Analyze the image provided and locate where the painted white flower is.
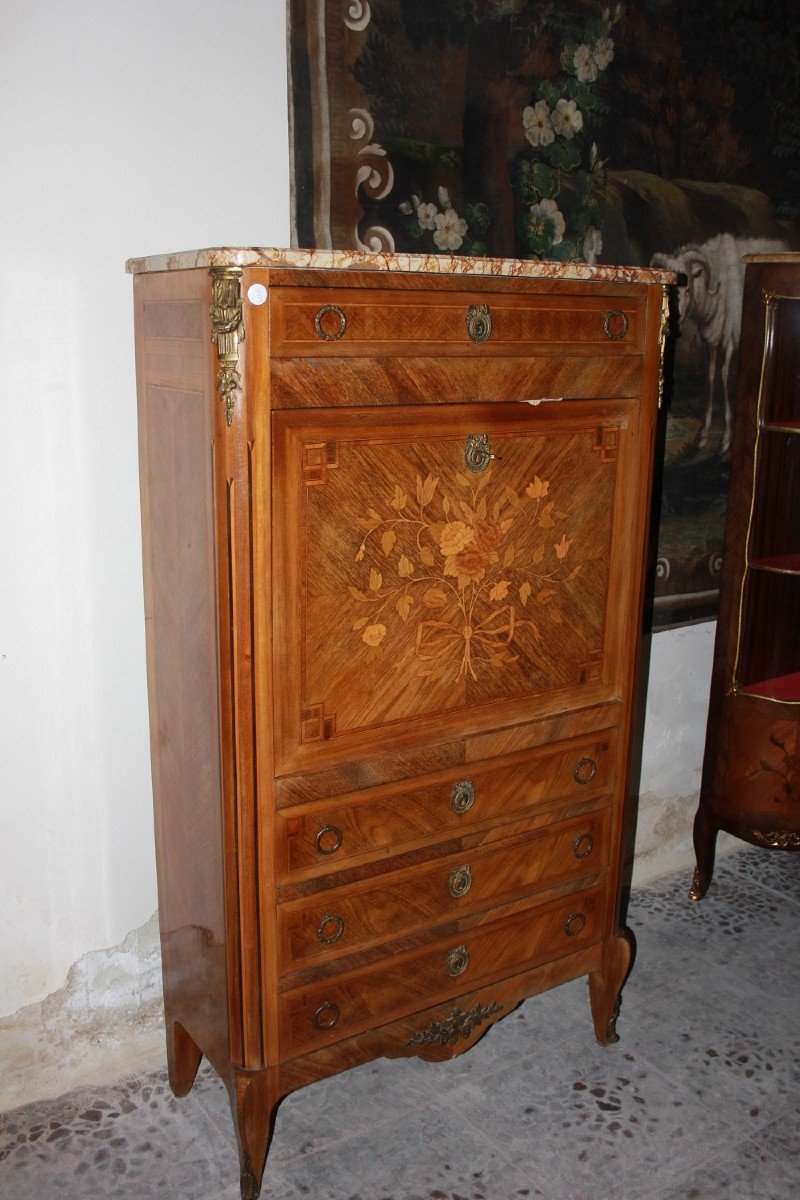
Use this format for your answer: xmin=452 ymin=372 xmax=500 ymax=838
xmin=437 ymin=185 xmax=451 ymax=209
xmin=529 ymin=198 xmax=566 ymax=246
xmin=583 ymin=226 xmax=603 ymax=264
xmin=433 ymin=207 xmax=468 ymax=251
xmin=593 ymin=36 xmax=614 ymax=70
xmin=522 ymin=100 xmax=555 ymax=148
xmin=399 ymin=200 xmax=413 ymax=215
xmin=552 ymin=97 xmax=584 ymax=139
xmin=573 ymin=43 xmax=598 ymax=83
xmin=417 ymin=201 xmax=438 ymax=231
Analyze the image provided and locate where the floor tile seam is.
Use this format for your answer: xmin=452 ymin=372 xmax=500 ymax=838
xmin=264 ymin=1104 xmax=428 ymax=1171
xmin=634 ymin=1142 xmax=749 ymax=1200
xmin=748 ymin=878 xmax=800 ymax=908
xmin=628 ymin=917 xmax=789 ymax=962
xmin=617 ymin=1046 xmax=783 ymax=1142
xmin=740 ymin=1124 xmax=800 ymax=1174
xmin=509 ymin=1156 xmax=561 ymax=1200
xmin=643 ymin=1125 xmax=800 ymax=1200
xmin=623 ymin=954 xmax=800 ymax=1026
xmin=634 ymin=881 xmax=800 ymax=918
xmin=412 ymin=1087 xmax=544 ymax=1182
xmin=432 ymin=1070 xmax=705 ymax=1200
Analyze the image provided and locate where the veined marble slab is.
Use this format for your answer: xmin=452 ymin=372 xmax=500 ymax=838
xmin=126 ymin=245 xmax=674 ymax=285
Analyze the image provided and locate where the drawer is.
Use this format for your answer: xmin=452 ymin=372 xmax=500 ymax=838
xmin=279 ymin=808 xmax=611 ymax=970
xmin=270 ymin=287 xmax=645 ymax=358
xmin=276 ymin=734 xmax=615 ymax=879
xmin=280 ymin=883 xmax=605 ymax=1057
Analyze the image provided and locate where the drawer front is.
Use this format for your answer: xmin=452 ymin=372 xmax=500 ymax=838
xmin=270 ymin=287 xmax=645 ymax=358
xmin=280 ymin=883 xmax=605 ymax=1057
xmin=279 ymin=808 xmax=611 ymax=970
xmin=277 ymin=734 xmax=615 ymax=878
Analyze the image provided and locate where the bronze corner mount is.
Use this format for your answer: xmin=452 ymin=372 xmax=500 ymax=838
xmin=210 ymin=266 xmax=246 ymax=427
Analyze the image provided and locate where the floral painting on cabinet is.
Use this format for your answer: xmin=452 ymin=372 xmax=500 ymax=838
xmin=288 ymin=0 xmax=800 ymax=628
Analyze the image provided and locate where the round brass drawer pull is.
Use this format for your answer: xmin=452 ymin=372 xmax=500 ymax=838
xmin=445 ymin=943 xmax=470 ymax=978
xmin=573 ymin=757 xmax=597 ymax=785
xmin=466 ymin=303 xmax=492 ymax=344
xmin=314 ymin=304 xmax=347 ymax=341
xmin=312 ymin=1001 xmax=340 ymax=1030
xmin=450 ymin=779 xmax=475 ymax=815
xmin=564 ymin=912 xmax=586 ymax=937
xmin=573 ymin=833 xmax=595 ymax=860
xmin=449 ymin=865 xmax=473 ymax=899
xmin=315 ymin=824 xmax=343 ymax=855
xmin=603 ymin=309 xmax=629 ymax=340
xmin=316 ymin=914 xmax=345 ymax=945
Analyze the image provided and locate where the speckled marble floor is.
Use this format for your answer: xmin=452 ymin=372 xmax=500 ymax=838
xmin=2 ymin=846 xmax=798 ymax=1200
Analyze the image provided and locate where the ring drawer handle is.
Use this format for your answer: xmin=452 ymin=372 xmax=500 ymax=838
xmin=314 ymin=304 xmax=347 ymax=341
xmin=450 ymin=779 xmax=475 ymax=814
xmin=312 ymin=1001 xmax=340 ymax=1030
xmin=449 ymin=865 xmax=473 ymax=899
xmin=315 ymin=824 xmax=343 ymax=855
xmin=573 ymin=833 xmax=595 ymax=860
xmin=564 ymin=912 xmax=586 ymax=937
xmin=573 ymin=757 xmax=597 ymax=785
xmin=316 ymin=914 xmax=345 ymax=945
xmin=603 ymin=310 xmax=629 ymax=340
xmin=445 ymin=943 xmax=470 ymax=978
xmin=466 ymin=303 xmax=492 ymax=344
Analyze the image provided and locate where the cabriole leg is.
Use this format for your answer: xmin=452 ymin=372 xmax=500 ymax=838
xmin=166 ymin=1020 xmax=202 ymax=1097
xmin=232 ymin=1067 xmax=281 ymax=1200
xmin=589 ymin=931 xmax=633 ymax=1045
xmin=690 ymin=811 xmax=718 ymax=901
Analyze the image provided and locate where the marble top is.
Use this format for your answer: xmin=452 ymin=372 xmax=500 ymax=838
xmin=125 ymin=246 xmax=674 ymax=285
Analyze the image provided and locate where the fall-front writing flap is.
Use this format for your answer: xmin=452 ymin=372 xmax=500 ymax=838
xmin=272 ymin=402 xmax=636 ymax=772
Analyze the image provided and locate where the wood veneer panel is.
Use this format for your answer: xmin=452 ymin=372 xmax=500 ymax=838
xmin=134 ymin=271 xmax=231 ymax=1075
xmin=269 ymin=354 xmax=644 ymax=409
xmin=272 ymin=400 xmax=635 ymax=774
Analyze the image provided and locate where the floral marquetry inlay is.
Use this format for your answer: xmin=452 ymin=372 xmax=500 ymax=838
xmin=299 ymin=421 xmax=618 ymax=740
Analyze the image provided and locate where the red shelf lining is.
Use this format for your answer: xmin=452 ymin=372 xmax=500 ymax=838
xmin=750 ymin=553 xmax=800 ymax=574
xmin=740 ymin=671 xmax=800 ymax=702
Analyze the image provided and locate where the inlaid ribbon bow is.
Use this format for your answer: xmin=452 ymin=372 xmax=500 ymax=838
xmin=415 ymin=605 xmax=517 ymax=681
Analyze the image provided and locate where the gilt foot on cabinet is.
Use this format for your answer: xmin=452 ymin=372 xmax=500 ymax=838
xmin=690 ymin=813 xmax=718 ymax=901
xmin=588 ymin=931 xmax=633 ymax=1046
xmin=166 ymin=1020 xmax=203 ymax=1097
xmin=231 ymin=1067 xmax=281 ymax=1200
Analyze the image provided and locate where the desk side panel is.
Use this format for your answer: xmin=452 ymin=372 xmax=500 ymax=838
xmin=134 ymin=269 xmax=233 ymax=1074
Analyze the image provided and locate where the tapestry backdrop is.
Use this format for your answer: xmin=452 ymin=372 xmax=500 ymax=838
xmin=289 ymin=0 xmax=800 ymax=628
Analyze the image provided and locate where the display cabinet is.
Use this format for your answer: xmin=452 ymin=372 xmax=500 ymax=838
xmin=693 ymin=255 xmax=800 ymax=900
xmin=128 ymin=246 xmax=670 ymax=1198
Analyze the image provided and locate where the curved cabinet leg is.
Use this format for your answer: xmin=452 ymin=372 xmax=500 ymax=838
xmin=690 ymin=811 xmax=718 ymax=902
xmin=166 ymin=1020 xmax=202 ymax=1097
xmin=589 ymin=930 xmax=633 ymax=1046
xmin=232 ymin=1067 xmax=281 ymax=1200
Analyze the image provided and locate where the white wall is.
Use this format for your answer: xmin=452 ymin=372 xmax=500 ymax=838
xmin=0 ymin=0 xmax=290 ymax=1015
xmin=0 ymin=0 xmax=716 ymax=1023
xmin=634 ymin=621 xmax=720 ymax=883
